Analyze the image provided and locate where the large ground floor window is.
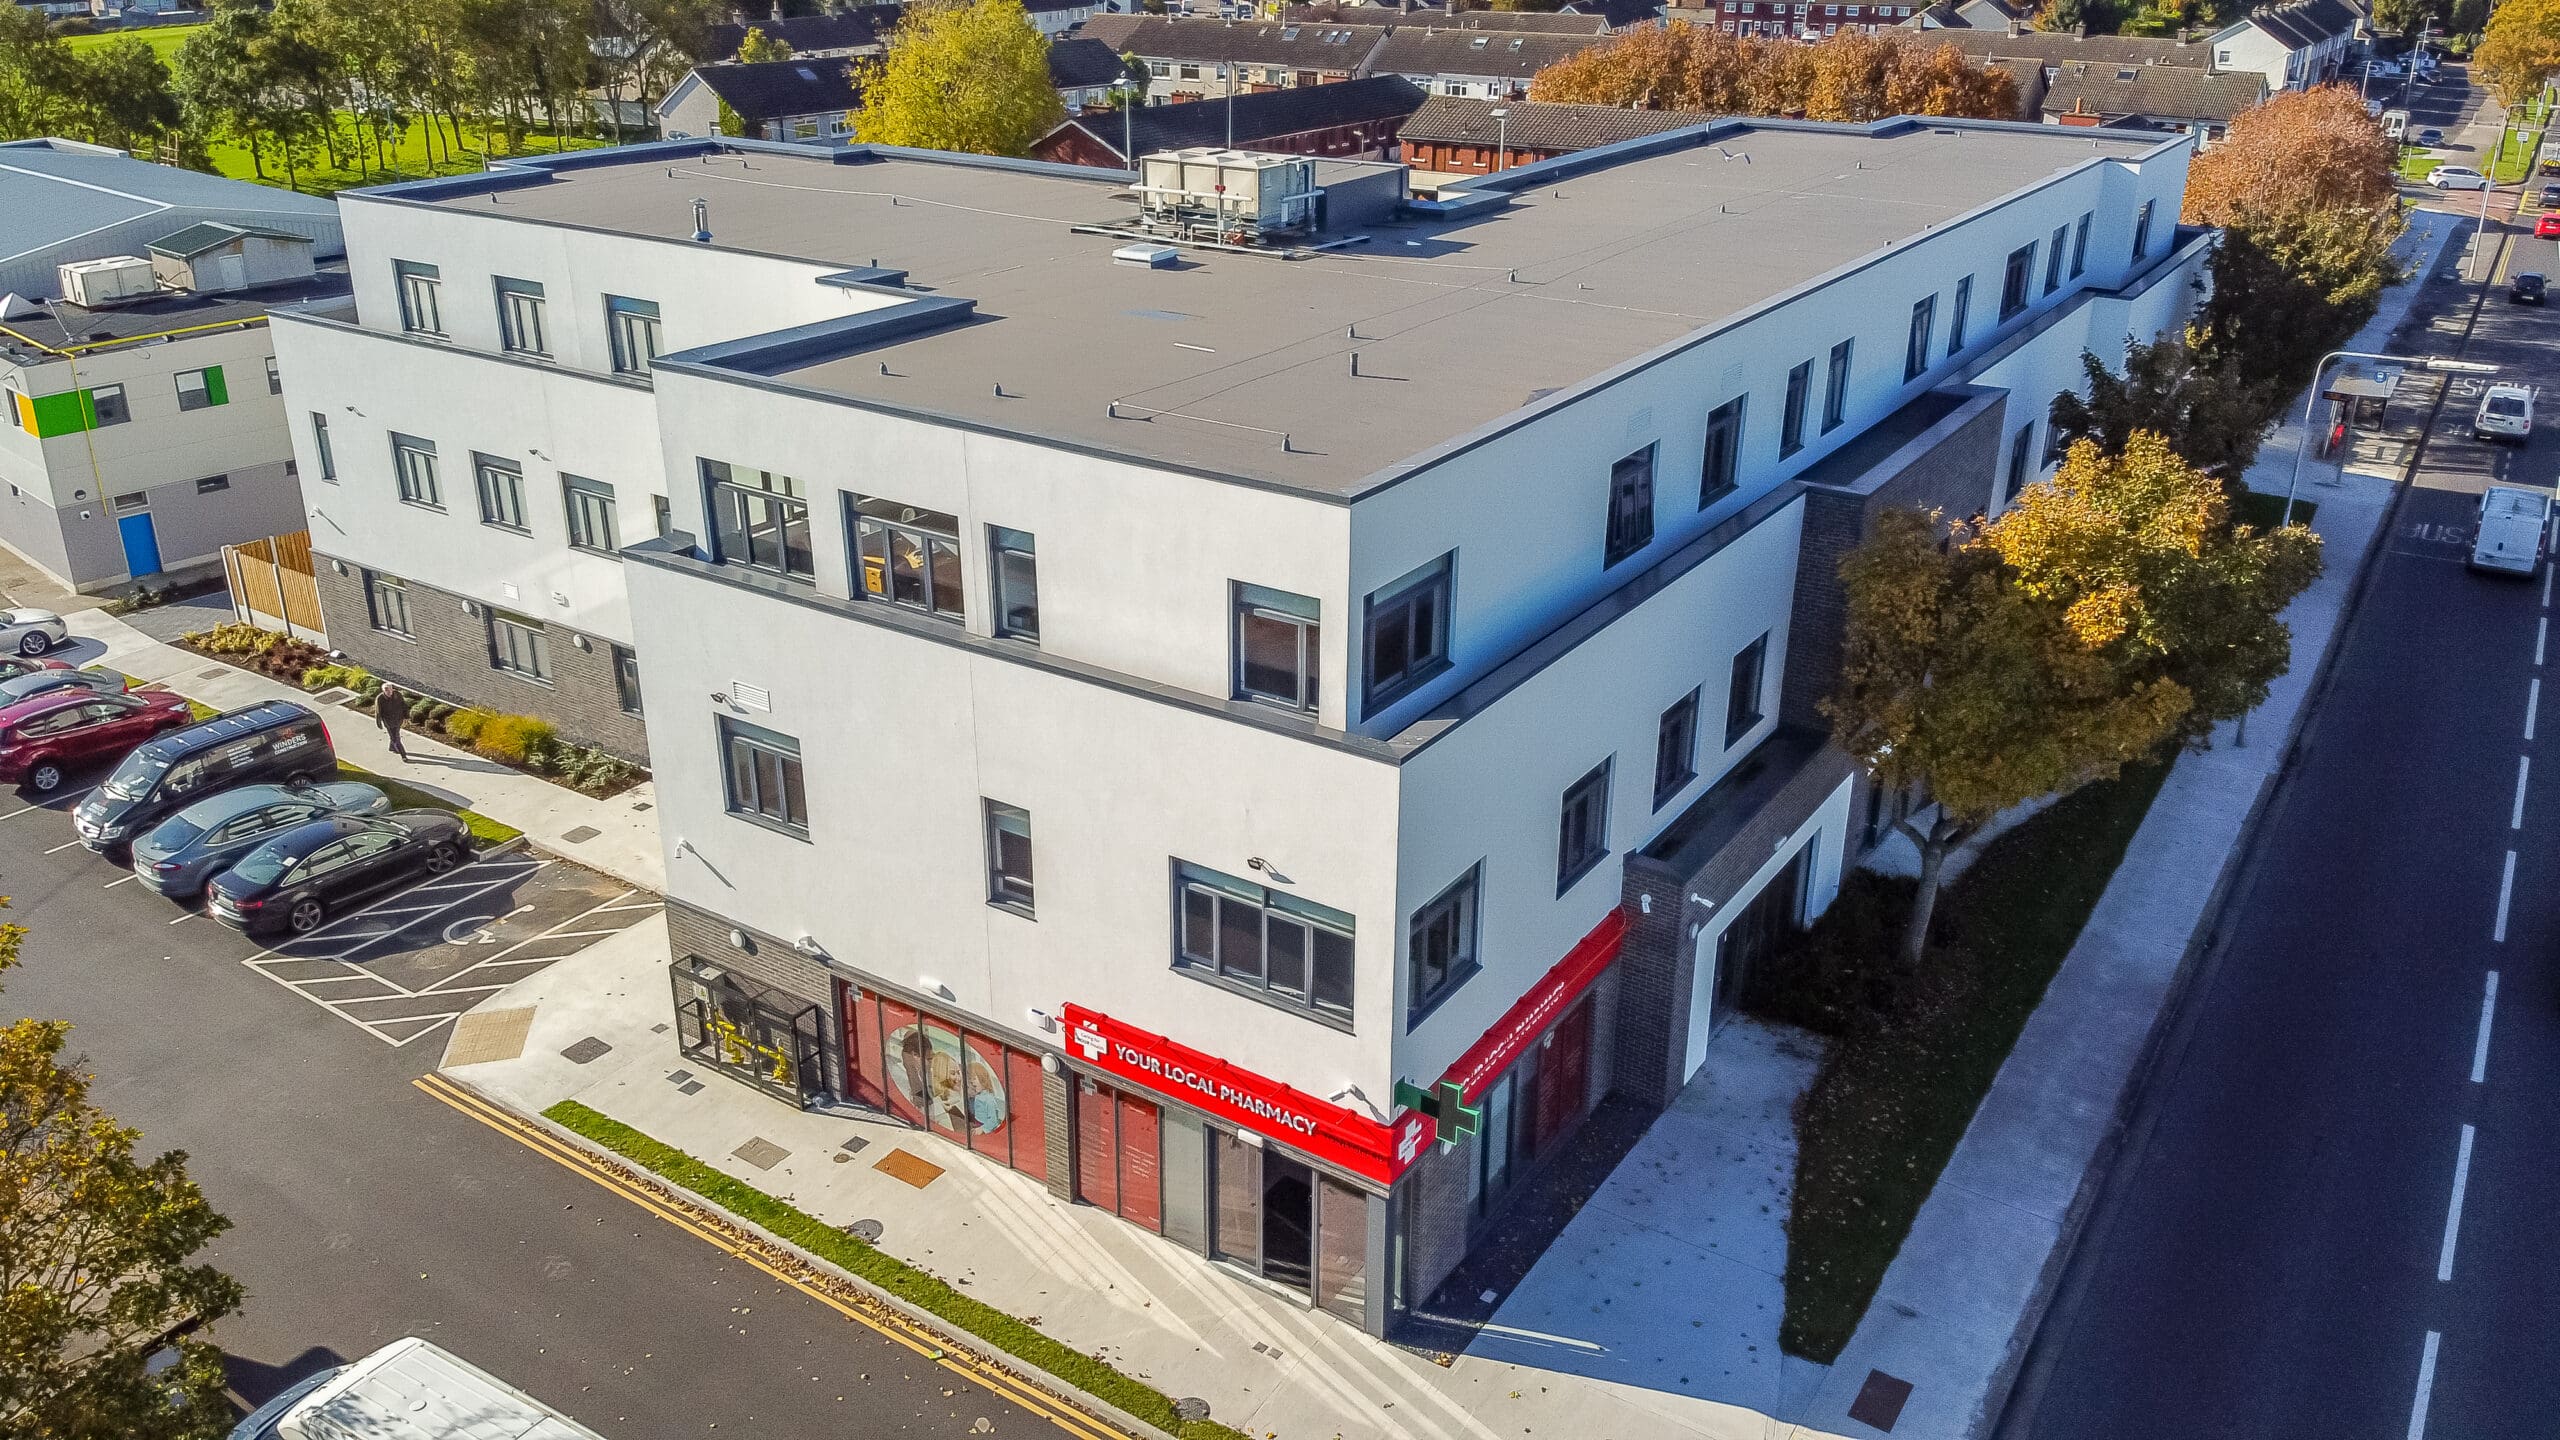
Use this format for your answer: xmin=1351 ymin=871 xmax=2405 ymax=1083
xmin=1075 ymin=1078 xmax=1162 ymax=1233
xmin=670 ymin=958 xmax=826 ymax=1104
xmin=843 ymin=986 xmax=1049 ymax=1184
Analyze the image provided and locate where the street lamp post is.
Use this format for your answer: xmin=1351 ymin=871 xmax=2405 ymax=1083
xmin=2283 ymin=350 xmax=2499 ymax=526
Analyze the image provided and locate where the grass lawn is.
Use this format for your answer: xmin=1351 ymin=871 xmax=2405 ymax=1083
xmin=2399 ymin=151 xmax=2445 ymax=183
xmin=2489 ymin=129 xmax=2545 ymax=185
xmin=334 ymin=761 xmax=523 ymax=847
xmin=1778 ymin=758 xmax=2174 ymax=1361
xmin=203 ymin=118 xmax=604 ymax=195
xmin=63 ymin=22 xmax=203 ymax=61
xmin=2234 ymin=490 xmax=2316 ymax=529
xmin=543 ymin=1100 xmax=1251 ymax=1440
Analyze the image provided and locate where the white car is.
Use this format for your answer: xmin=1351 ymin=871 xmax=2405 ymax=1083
xmin=2370 ymin=59 xmax=2405 ymax=77
xmin=2476 ymin=382 xmax=2535 ymax=443
xmin=0 ymin=608 xmax=65 ymax=658
xmin=2430 ymin=166 xmax=2491 ymax=190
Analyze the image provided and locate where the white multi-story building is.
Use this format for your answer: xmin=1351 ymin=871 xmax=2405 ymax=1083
xmin=274 ymin=118 xmax=2205 ymax=1334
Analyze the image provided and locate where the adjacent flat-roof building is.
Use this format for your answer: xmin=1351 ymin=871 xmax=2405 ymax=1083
xmin=273 ymin=117 xmax=2207 ymax=1333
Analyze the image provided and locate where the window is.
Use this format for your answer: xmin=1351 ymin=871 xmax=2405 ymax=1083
xmin=564 ymin=474 xmax=619 ymax=555
xmin=1701 ymin=394 xmax=1746 ymax=504
xmin=789 ymin=117 xmax=820 ymax=141
xmin=1655 ymin=688 xmax=1699 ymax=808
xmin=2131 ymin=199 xmax=2155 ymax=261
xmin=109 ymin=491 xmax=147 ymax=516
xmin=395 ymin=261 xmax=443 ymax=336
xmin=1363 ymin=556 xmax=1450 ymax=711
xmin=703 ymin=460 xmax=812 ymax=582
xmin=1780 ymin=359 xmax=1812 ymax=458
xmin=1605 ymin=445 xmax=1655 ymax=567
xmin=1235 ymin=583 xmax=1320 ymax=711
xmin=984 ymin=800 xmax=1034 ymax=913
xmin=607 ymin=296 xmax=661 ymax=376
xmin=1557 ymin=760 xmax=1612 ymax=893
xmin=991 ymin=526 xmax=1039 ymax=641
xmin=392 ymin=434 xmax=441 ymax=509
xmin=2006 ymin=421 xmax=2038 ymax=501
xmin=1822 ymin=339 xmax=1851 ymax=433
xmin=1905 ymin=295 xmax=1935 ymax=382
xmin=1408 ymin=866 xmax=1480 ymax=1022
xmin=2000 ymin=244 xmax=2035 ymax=321
xmin=2071 ymin=212 xmax=2092 ymax=278
xmin=364 ymin=571 xmax=411 ymax=637
xmin=851 ymin=496 xmax=963 ymax=620
xmin=495 ymin=277 xmax=548 ymax=357
xmin=311 ymin=413 xmax=336 ymax=482
xmin=195 ymin=474 xmax=230 ymax=495
xmin=175 ymin=367 xmax=225 ymax=411
xmin=474 ymin=455 xmax=528 ymax=532
xmin=612 ymin=644 xmax=642 ymax=715
xmin=1175 ymin=861 xmax=1354 ymax=1025
xmin=264 ymin=355 xmax=281 ymax=394
xmin=720 ymin=717 xmax=808 ymax=837
xmin=85 ymin=383 xmax=129 ymax=427
xmin=488 ymin=610 xmax=551 ymax=683
xmin=2045 ymin=225 xmax=2069 ymax=295
xmin=1726 ymin=633 xmax=1768 ymax=746
xmin=1948 ymin=275 xmax=1972 ymax=356
xmin=653 ymin=493 xmax=673 ymax=540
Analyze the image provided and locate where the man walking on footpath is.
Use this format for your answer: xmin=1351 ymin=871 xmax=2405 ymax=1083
xmin=375 ymin=682 xmax=409 ymax=760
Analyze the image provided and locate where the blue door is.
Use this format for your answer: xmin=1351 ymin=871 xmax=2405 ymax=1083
xmin=117 ymin=510 xmax=162 ymax=577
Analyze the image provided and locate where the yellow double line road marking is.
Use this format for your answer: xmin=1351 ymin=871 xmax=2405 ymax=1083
xmin=411 ymin=1073 xmax=1132 ymax=1440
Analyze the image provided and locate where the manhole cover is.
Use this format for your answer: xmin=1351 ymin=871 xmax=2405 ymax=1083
xmin=840 ymin=1136 xmax=870 ymax=1155
xmin=1848 ymin=1370 xmax=1914 ymax=1432
xmin=196 ymin=667 xmax=229 ymax=680
xmin=1173 ymin=1397 xmax=1212 ymax=1422
xmin=560 ymin=825 xmax=602 ymax=844
xmin=311 ymin=687 xmax=354 ymax=705
xmin=732 ymin=1136 xmax=790 ymax=1169
xmin=667 ymin=1069 xmax=693 ymax=1084
xmin=847 ymin=1218 xmax=885 ymax=1242
xmin=560 ymin=1036 xmax=613 ymax=1065
xmin=631 ymin=801 xmax=652 ymax=812
xmin=678 ymin=1080 xmax=705 ymax=1095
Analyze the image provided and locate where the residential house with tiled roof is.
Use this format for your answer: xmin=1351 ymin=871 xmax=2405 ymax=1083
xmin=1398 ymin=95 xmax=1717 ymax=175
xmin=698 ymin=9 xmax=905 ymax=60
xmin=1671 ymin=0 xmax=1931 ymax=41
xmin=1049 ymin=36 xmax=1138 ymax=112
xmin=657 ymin=56 xmax=860 ymax=143
xmin=1030 ymin=74 xmax=1425 ymax=165
xmin=2041 ymin=59 xmax=2267 ymax=140
xmin=1078 ymin=15 xmax=1392 ymax=103
xmin=1368 ymin=26 xmax=1608 ymax=99
xmin=2209 ymin=0 xmax=2364 ymax=91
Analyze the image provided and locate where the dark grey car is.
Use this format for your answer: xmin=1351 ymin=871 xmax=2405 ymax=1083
xmin=130 ymin=780 xmax=389 ymax=899
xmin=0 ymin=666 xmax=122 ymax=706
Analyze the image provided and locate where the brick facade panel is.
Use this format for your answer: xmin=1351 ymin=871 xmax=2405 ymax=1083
xmin=313 ymin=552 xmax=650 ymax=762
xmin=665 ymin=897 xmax=849 ymax=1100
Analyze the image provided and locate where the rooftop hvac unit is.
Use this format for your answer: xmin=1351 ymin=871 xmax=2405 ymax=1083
xmin=56 ymin=256 xmax=159 ymax=309
xmin=1135 ymin=148 xmax=1319 ymax=244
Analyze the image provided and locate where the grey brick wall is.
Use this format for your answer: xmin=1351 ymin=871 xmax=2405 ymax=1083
xmin=1399 ymin=1129 xmax=1476 ymax=1309
xmin=1612 ymin=856 xmax=1693 ymax=1111
xmin=1042 ymin=1068 xmax=1076 ymax=1202
xmin=313 ymin=551 xmax=649 ymax=762
xmin=665 ymin=898 xmax=849 ymax=1101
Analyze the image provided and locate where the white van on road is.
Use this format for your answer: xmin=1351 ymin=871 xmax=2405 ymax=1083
xmin=2471 ymin=485 xmax=2552 ymax=577
xmin=228 ymin=1338 xmax=608 ymax=1440
xmin=2475 ymin=382 xmax=2536 ymax=443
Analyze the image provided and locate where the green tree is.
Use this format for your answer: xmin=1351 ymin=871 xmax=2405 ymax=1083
xmin=2449 ymin=0 xmax=2488 ymax=37
xmin=2049 ymin=332 xmax=2277 ymax=482
xmin=734 ymin=23 xmax=793 ymax=61
xmin=2479 ymin=0 xmax=2560 ymax=102
xmin=64 ymin=41 xmax=182 ymax=157
xmin=0 ymin=8 xmax=78 ymax=142
xmin=0 ymin=900 xmax=244 ymax=1440
xmin=852 ymin=0 xmax=1066 ymax=157
xmin=1826 ymin=435 xmax=2320 ymax=966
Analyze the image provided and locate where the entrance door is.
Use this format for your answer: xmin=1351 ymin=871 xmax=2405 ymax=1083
xmin=1528 ymin=995 xmax=1594 ymax=1154
xmin=1260 ymin=1152 xmax=1314 ymax=1294
xmin=118 ymin=509 xmax=161 ymax=577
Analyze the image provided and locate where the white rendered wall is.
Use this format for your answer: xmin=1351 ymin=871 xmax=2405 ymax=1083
xmin=9 ymin=326 xmax=294 ymax=507
xmin=1681 ymin=772 xmax=1855 ymax=1080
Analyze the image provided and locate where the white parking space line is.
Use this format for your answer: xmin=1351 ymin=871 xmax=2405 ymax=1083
xmin=337 ymin=982 xmax=510 ymax=1004
xmin=2528 ymin=678 xmax=2541 ymax=741
xmin=2409 ymin=1331 xmax=2442 ymax=1440
xmin=168 ymin=911 xmax=196 ymax=925
xmin=0 ymin=802 xmax=43 ymax=823
xmin=2496 ymin=849 xmax=2517 ymax=941
xmin=101 ymin=875 xmax=133 ymax=888
xmin=2438 ymin=1125 xmax=2476 ymax=1283
xmin=2513 ymin=755 xmax=2530 ymax=829
xmin=260 ymin=856 xmax=551 ymax=952
xmin=423 ymin=891 xmax=658 ymax=995
xmin=2472 ymin=971 xmax=2499 ymax=1083
xmin=40 ymin=837 xmax=86 ymax=854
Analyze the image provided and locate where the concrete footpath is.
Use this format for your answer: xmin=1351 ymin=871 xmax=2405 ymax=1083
xmin=1789 ymin=210 xmax=2465 ymax=1440
xmin=50 ymin=608 xmax=665 ymax=892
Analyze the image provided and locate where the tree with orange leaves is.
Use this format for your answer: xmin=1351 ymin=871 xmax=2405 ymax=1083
xmin=1528 ymin=22 xmax=2015 ymax=121
xmin=2180 ymin=83 xmax=2399 ymax=228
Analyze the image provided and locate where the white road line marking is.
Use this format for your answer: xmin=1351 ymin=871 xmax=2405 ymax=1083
xmin=40 ymin=837 xmax=86 ymax=854
xmin=2530 ymin=678 xmax=2542 ymax=741
xmin=2497 ymin=850 xmax=2517 ymax=941
xmin=101 ymin=875 xmax=134 ymax=888
xmin=2408 ymin=1332 xmax=2441 ymax=1440
xmin=2514 ymin=755 xmax=2531 ymax=829
xmin=2438 ymin=1125 xmax=2476 ymax=1282
xmin=0 ymin=802 xmax=41 ymax=822
xmin=423 ymin=889 xmax=655 ymax=992
xmin=2472 ymin=971 xmax=2499 ymax=1083
xmin=2544 ymin=561 xmax=2554 ymax=608
xmin=168 ymin=911 xmax=197 ymax=925
xmin=2539 ymin=616 xmax=2549 ymax=667
xmin=336 ymin=984 xmax=508 ymax=1003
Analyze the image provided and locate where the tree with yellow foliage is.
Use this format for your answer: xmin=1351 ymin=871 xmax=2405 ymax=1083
xmin=2475 ymin=0 xmax=2560 ymax=106
xmin=852 ymin=0 xmax=1066 ymax=157
xmin=1826 ymin=434 xmax=2320 ymax=966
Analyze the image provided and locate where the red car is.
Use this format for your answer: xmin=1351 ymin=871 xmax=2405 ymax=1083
xmin=2538 ymin=213 xmax=2560 ymax=239
xmin=0 ymin=689 xmax=193 ymax=794
xmin=0 ymin=657 xmax=68 ymax=684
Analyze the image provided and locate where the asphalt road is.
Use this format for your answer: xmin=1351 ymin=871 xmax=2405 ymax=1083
xmin=2001 ymin=221 xmax=2560 ymax=1436
xmin=0 ymin=786 xmax=1080 ymax=1438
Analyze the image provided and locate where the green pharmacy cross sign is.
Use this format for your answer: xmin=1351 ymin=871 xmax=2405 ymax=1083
xmin=1394 ymin=1078 xmax=1482 ymax=1149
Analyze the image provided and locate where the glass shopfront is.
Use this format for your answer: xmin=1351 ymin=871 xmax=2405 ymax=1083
xmin=843 ymin=985 xmax=1049 ymax=1183
xmin=1075 ymin=1077 xmax=1163 ymax=1232
xmin=671 ymin=957 xmax=828 ymax=1104
xmin=1466 ymin=990 xmax=1597 ymax=1225
xmin=1210 ymin=1127 xmax=1367 ymax=1322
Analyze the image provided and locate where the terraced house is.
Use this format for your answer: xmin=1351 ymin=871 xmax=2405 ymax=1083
xmin=272 ymin=115 xmax=2207 ymax=1335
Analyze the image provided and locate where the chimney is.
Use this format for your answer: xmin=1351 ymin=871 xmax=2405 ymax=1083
xmin=2009 ymin=18 xmax=2025 ymax=33
xmin=2072 ymin=20 xmax=2085 ymax=33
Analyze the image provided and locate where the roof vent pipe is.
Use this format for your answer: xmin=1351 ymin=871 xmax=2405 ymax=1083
xmin=692 ymin=198 xmax=712 ymax=243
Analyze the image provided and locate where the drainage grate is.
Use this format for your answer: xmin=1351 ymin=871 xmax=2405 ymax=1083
xmin=560 ymin=1036 xmax=613 ymax=1065
xmin=840 ymin=1136 xmax=870 ymax=1155
xmin=1173 ymin=1398 xmax=1212 ymax=1423
xmin=311 ymin=687 xmax=354 ymax=705
xmin=652 ymin=1023 xmax=671 ymax=1034
xmin=196 ymin=667 xmax=229 ymax=680
xmin=1847 ymin=1370 xmax=1914 ymax=1432
xmin=732 ymin=1137 xmax=790 ymax=1170
xmin=678 ymin=1080 xmax=705 ymax=1095
xmin=666 ymin=1069 xmax=693 ymax=1084
xmin=560 ymin=825 xmax=602 ymax=844
xmin=631 ymin=801 xmax=653 ymax=812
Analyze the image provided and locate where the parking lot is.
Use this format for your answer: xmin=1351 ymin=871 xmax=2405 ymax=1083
xmin=1 ymin=780 xmax=657 ymax=1047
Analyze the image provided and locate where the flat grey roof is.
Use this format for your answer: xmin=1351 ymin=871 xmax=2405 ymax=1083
xmin=0 ymin=139 xmax=340 ymax=265
xmin=399 ymin=124 xmax=2161 ymax=495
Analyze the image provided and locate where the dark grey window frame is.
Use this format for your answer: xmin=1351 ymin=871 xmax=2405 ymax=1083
xmin=473 ymin=454 xmax=529 ymax=533
xmin=394 ymin=260 xmax=443 ymax=336
xmin=2006 ymin=421 xmax=2038 ymax=501
xmin=1725 ymin=633 xmax=1768 ymax=746
xmin=311 ymin=413 xmax=336 ymax=482
xmin=564 ymin=474 xmax=619 ymax=556
xmin=2070 ymin=212 xmax=2092 ymax=277
xmin=1655 ymin=687 xmax=1700 ymax=809
xmin=607 ymin=295 xmax=661 ymax=376
xmin=984 ymin=799 xmax=1035 ymax=915
xmin=1557 ymin=759 xmax=1612 ymax=895
xmin=392 ymin=433 xmax=441 ymax=510
xmin=1780 ymin=359 xmax=1812 ymax=458
xmin=175 ymin=367 xmax=218 ymax=412
xmin=264 ymin=355 xmax=281 ymax=394
xmin=850 ymin=495 xmax=964 ymax=622
xmin=1948 ymin=274 xmax=1972 ymax=355
xmin=1700 ymin=395 xmax=1745 ymax=505
xmin=87 ymin=383 xmax=128 ymax=427
xmin=1362 ymin=555 xmax=1451 ymax=713
xmin=363 ymin=570 xmax=411 ymax=638
xmin=720 ymin=716 xmax=809 ymax=838
xmin=494 ymin=276 xmax=549 ymax=358
xmin=2000 ymin=244 xmax=2035 ymax=321
xmin=703 ymin=460 xmax=813 ymax=583
xmin=1406 ymin=863 xmax=1481 ymax=1025
xmin=1174 ymin=859 xmax=1355 ymax=1029
xmin=488 ymin=609 xmax=552 ymax=685
xmin=195 ymin=474 xmax=229 ymax=494
xmin=1822 ymin=339 xmax=1852 ymax=433
xmin=612 ymin=643 xmax=642 ymax=715
xmin=990 ymin=525 xmax=1039 ymax=642
xmin=2044 ymin=224 xmax=2069 ymax=294
xmin=1904 ymin=294 xmax=1935 ymax=382
xmin=2131 ymin=199 xmax=2155 ymax=261
xmin=1236 ymin=582 xmax=1321 ymax=713
xmin=1605 ymin=444 xmax=1656 ymax=568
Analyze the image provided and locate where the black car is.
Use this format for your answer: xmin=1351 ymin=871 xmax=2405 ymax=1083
xmin=73 ymin=700 xmax=333 ymax=858
xmin=2514 ymin=271 xmax=2546 ymax=304
xmin=205 ymin=809 xmax=472 ymax=936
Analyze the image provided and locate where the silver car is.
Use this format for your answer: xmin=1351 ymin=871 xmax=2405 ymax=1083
xmin=0 ymin=666 xmax=122 ymax=705
xmin=0 ymin=608 xmax=68 ymax=658
xmin=130 ymin=780 xmax=389 ymax=899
